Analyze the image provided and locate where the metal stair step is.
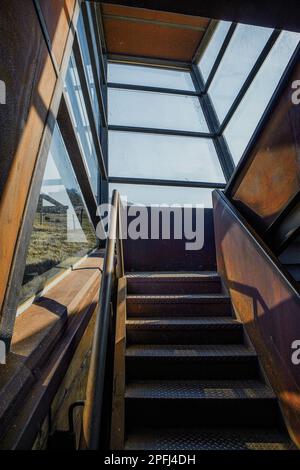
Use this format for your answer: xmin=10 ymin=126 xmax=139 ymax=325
xmin=126 ymin=317 xmax=243 ymax=344
xmin=125 ymin=379 xmax=275 ymax=400
xmin=127 ymin=294 xmax=232 ymax=317
xmin=125 ymin=427 xmax=295 ymax=450
xmin=126 ymin=271 xmax=222 ymax=295
xmin=125 ymin=380 xmax=279 ymax=427
xmin=126 ymin=344 xmax=259 ymax=380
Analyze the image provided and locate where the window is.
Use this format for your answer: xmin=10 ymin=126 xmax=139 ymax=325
xmin=109 ymin=131 xmax=225 ymax=183
xmin=224 ymin=31 xmax=300 ymax=164
xmin=65 ymin=52 xmax=99 ymax=198
xmin=77 ymin=11 xmax=101 ymax=131
xmin=20 ymin=124 xmax=97 ymax=305
xmin=197 ymin=21 xmax=232 ymax=83
xmin=108 ymin=63 xmax=195 ymax=91
xmin=109 ymin=183 xmax=215 ymax=207
xmin=86 ymin=2 xmax=102 ymax=82
xmin=108 ymin=88 xmax=209 ymax=133
xmin=209 ymin=24 xmax=273 ymax=123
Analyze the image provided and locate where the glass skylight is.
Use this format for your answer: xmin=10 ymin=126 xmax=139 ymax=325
xmin=108 ymin=88 xmax=209 ymax=133
xmin=109 ymin=131 xmax=225 ymax=183
xmin=224 ymin=30 xmax=300 ymax=164
xmin=209 ymin=24 xmax=273 ymax=122
xmin=197 ymin=21 xmax=232 ymax=82
xmin=108 ymin=63 xmax=196 ymax=91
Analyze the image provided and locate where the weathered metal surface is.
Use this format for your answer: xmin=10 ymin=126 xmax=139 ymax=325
xmin=102 ymin=3 xmax=209 ymax=61
xmin=110 ymin=276 xmax=127 ymax=450
xmin=123 ymin=207 xmax=217 ymax=272
xmin=38 ymin=0 xmax=76 ymax=67
xmin=99 ymin=0 xmax=300 ymax=33
xmin=213 ymin=189 xmax=300 ymax=447
xmin=0 ymin=252 xmax=103 ymax=449
xmin=0 ymin=0 xmax=57 ymax=324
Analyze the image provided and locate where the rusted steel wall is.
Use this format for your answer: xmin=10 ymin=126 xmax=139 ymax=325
xmin=213 ymin=190 xmax=300 ymax=447
xmin=0 ymin=0 xmax=77 ymax=331
xmin=122 ymin=206 xmax=217 ymax=272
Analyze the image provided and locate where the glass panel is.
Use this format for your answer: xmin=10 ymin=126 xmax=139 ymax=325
xmin=77 ymin=11 xmax=100 ymax=130
xmin=209 ymin=24 xmax=273 ymax=123
xmin=197 ymin=21 xmax=232 ymax=83
xmin=65 ymin=51 xmax=99 ymax=198
xmin=86 ymin=2 xmax=101 ymax=81
xmin=20 ymin=124 xmax=97 ymax=305
xmin=224 ymin=31 xmax=300 ymax=164
xmin=109 ymin=183 xmax=214 ymax=207
xmin=108 ymin=63 xmax=195 ymax=91
xmin=109 ymin=131 xmax=225 ymax=183
xmin=108 ymin=88 xmax=209 ymax=132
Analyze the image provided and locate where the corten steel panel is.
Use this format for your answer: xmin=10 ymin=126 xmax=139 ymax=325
xmin=102 ymin=4 xmax=209 ymax=61
xmin=39 ymin=0 xmax=76 ymax=67
xmin=0 ymin=1 xmax=56 ymax=315
xmin=102 ymin=3 xmax=209 ymax=27
xmin=213 ymin=190 xmax=300 ymax=447
xmin=122 ymin=207 xmax=216 ymax=272
xmin=99 ymin=0 xmax=300 ymax=34
xmin=231 ymin=62 xmax=300 ymax=233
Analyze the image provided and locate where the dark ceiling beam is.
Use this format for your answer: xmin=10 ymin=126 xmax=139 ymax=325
xmin=90 ymin=0 xmax=300 ymax=33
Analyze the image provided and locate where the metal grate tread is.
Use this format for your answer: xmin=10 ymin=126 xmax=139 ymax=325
xmin=125 ymin=427 xmax=294 ymax=450
xmin=125 ymin=380 xmax=275 ymax=400
xmin=126 ymin=344 xmax=256 ymax=359
xmin=127 ymin=294 xmax=230 ymax=304
xmin=126 ymin=317 xmax=241 ymax=329
xmin=126 ymin=272 xmax=220 ymax=281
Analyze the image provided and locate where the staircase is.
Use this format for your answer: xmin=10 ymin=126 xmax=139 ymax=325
xmin=116 ymin=271 xmax=294 ymax=450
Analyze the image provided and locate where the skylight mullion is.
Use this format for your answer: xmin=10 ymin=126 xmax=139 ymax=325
xmin=109 ymin=176 xmax=226 ymax=190
xmin=107 ymin=82 xmax=201 ymax=97
xmin=191 ymin=65 xmax=235 ymax=181
xmin=108 ymin=125 xmax=212 ymax=139
xmin=203 ymin=23 xmax=237 ymax=93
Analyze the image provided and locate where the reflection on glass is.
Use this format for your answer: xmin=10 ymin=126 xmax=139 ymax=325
xmin=109 ymin=183 xmax=214 ymax=207
xmin=20 ymin=124 xmax=97 ymax=305
xmin=65 ymin=52 xmax=99 ymax=198
xmin=108 ymin=88 xmax=209 ymax=132
xmin=197 ymin=21 xmax=232 ymax=83
xmin=109 ymin=131 xmax=225 ymax=183
xmin=77 ymin=11 xmax=100 ymax=130
xmin=224 ymin=31 xmax=300 ymax=164
xmin=209 ymin=24 xmax=273 ymax=122
xmin=108 ymin=63 xmax=196 ymax=91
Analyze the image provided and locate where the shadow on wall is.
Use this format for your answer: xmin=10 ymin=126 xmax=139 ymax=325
xmin=213 ymin=191 xmax=300 ymax=445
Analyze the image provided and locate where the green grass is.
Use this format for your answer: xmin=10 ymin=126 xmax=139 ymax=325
xmin=20 ymin=211 xmax=97 ymax=304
